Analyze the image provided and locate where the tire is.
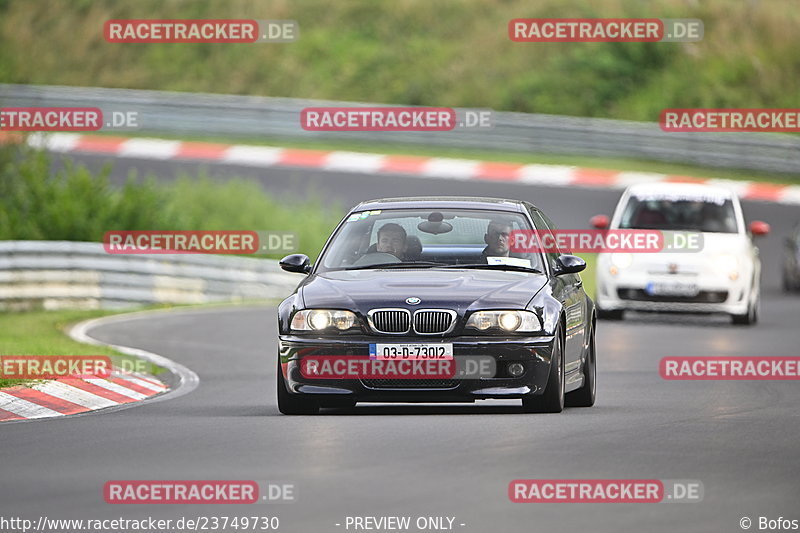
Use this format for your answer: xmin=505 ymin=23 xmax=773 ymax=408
xmin=565 ymin=321 xmax=596 ymax=408
xmin=522 ymin=323 xmax=565 ymax=413
xmin=731 ymin=296 xmax=758 ymax=326
xmin=277 ymin=359 xmax=319 ymax=415
xmin=783 ymin=271 xmax=799 ymax=293
xmin=597 ymin=307 xmax=624 ymax=320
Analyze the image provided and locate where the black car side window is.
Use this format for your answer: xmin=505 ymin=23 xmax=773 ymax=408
xmin=527 ymin=208 xmax=561 ymax=273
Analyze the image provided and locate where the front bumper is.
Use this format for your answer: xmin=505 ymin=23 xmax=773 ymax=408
xmin=596 ymin=268 xmax=751 ymax=315
xmin=278 ymin=335 xmax=555 ymax=403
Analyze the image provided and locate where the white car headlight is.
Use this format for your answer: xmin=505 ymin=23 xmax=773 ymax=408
xmin=466 ymin=310 xmax=541 ymax=333
xmin=610 ymin=253 xmax=634 ymax=269
xmin=291 ymin=309 xmax=357 ymax=331
xmin=714 ymin=253 xmax=740 ymax=279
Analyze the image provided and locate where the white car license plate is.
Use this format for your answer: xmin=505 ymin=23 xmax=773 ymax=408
xmin=645 ymin=281 xmax=699 ymax=297
xmin=369 ymin=343 xmax=454 ymax=360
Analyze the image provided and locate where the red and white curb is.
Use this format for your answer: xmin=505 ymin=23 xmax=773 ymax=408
xmin=9 ymin=132 xmax=800 ymax=206
xmin=0 ymin=372 xmax=167 ymax=422
xmin=0 ymin=309 xmax=199 ymax=423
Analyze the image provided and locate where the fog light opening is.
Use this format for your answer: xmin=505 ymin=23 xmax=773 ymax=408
xmin=507 ymin=362 xmax=525 ymax=377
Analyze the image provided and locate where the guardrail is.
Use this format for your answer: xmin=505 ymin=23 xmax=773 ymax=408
xmin=0 ymin=241 xmax=301 ymax=310
xmin=2 ymin=84 xmax=799 ymax=174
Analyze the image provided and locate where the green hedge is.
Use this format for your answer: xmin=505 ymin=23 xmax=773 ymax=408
xmin=1 ymin=0 xmax=798 ymax=120
xmin=0 ymin=142 xmax=341 ymax=260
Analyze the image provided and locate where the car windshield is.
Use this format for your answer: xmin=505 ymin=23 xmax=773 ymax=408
xmin=317 ymin=208 xmax=544 ymax=273
xmin=618 ymin=193 xmax=739 ymax=233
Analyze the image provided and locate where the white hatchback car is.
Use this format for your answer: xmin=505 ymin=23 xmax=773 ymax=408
xmin=592 ymin=183 xmax=770 ymax=325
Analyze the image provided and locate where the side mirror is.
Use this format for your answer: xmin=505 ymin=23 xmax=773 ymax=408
xmin=280 ymin=254 xmax=311 ymax=274
xmin=554 ymin=254 xmax=586 ymax=275
xmin=749 ymin=221 xmax=770 ymax=237
xmin=590 ymin=214 xmax=610 ymax=229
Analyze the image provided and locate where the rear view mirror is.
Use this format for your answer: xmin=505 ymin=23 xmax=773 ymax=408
xmin=418 ymin=211 xmax=453 ymax=234
xmin=590 ymin=215 xmax=610 ymax=229
xmin=280 ymin=254 xmax=312 ymax=274
xmin=554 ymin=254 xmax=586 ymax=275
xmin=749 ymin=220 xmax=770 ymax=236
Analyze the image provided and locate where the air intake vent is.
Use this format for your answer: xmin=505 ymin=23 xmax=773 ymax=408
xmin=413 ymin=310 xmax=456 ymax=334
xmin=368 ymin=309 xmax=411 ymax=334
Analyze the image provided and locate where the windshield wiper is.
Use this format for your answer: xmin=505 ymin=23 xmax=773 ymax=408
xmin=440 ymin=263 xmax=542 ymax=273
xmin=344 ymin=261 xmax=448 ymax=271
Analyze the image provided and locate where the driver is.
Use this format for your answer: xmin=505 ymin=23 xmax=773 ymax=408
xmin=375 ymin=223 xmax=407 ymax=259
xmin=481 ymin=219 xmax=512 ymax=262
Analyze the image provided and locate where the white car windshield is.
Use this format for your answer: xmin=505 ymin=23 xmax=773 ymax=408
xmin=618 ymin=194 xmax=739 ymax=233
xmin=317 ymin=208 xmax=544 ymax=272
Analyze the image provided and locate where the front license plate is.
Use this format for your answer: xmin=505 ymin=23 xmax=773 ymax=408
xmin=645 ymin=281 xmax=699 ymax=297
xmin=369 ymin=343 xmax=454 ymax=360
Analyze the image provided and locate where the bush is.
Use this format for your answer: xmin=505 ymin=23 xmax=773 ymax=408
xmin=0 ymin=142 xmax=341 ymax=260
xmin=2 ymin=0 xmax=799 ymax=119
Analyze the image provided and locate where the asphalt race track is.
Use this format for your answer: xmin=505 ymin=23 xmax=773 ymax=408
xmin=3 ymin=153 xmax=799 ymax=532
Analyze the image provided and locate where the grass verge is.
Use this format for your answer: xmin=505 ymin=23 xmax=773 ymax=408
xmin=0 ymin=308 xmax=164 ymax=389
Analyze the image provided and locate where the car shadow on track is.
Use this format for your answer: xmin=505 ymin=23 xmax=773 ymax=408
xmin=319 ymin=404 xmax=524 ymax=416
xmin=265 ymin=404 xmax=610 ymax=416
xmin=611 ymin=311 xmax=735 ymax=328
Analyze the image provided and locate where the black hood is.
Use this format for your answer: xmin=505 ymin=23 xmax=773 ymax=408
xmin=299 ymin=269 xmax=547 ymax=314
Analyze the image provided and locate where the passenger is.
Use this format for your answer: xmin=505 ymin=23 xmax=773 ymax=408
xmin=481 ymin=219 xmax=512 ymax=262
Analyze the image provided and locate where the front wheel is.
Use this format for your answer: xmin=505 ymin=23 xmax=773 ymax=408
xmin=565 ymin=322 xmax=596 ymax=408
xmin=277 ymin=359 xmax=319 ymax=415
xmin=783 ymin=270 xmax=798 ymax=293
xmin=522 ymin=324 xmax=565 ymax=413
xmin=731 ymin=294 xmax=758 ymax=326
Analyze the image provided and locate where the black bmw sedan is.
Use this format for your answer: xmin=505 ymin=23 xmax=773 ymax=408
xmin=276 ymin=197 xmax=596 ymax=414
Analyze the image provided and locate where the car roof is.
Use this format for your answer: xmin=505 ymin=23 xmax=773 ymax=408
xmin=354 ymin=196 xmax=530 ymax=213
xmin=624 ymin=182 xmax=736 ymax=199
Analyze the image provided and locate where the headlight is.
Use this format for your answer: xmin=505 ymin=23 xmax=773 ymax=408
xmin=714 ymin=253 xmax=738 ymax=272
xmin=714 ymin=253 xmax=740 ymax=280
xmin=291 ymin=309 xmax=357 ymax=331
xmin=466 ymin=310 xmax=541 ymax=333
xmin=611 ymin=253 xmax=633 ymax=269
